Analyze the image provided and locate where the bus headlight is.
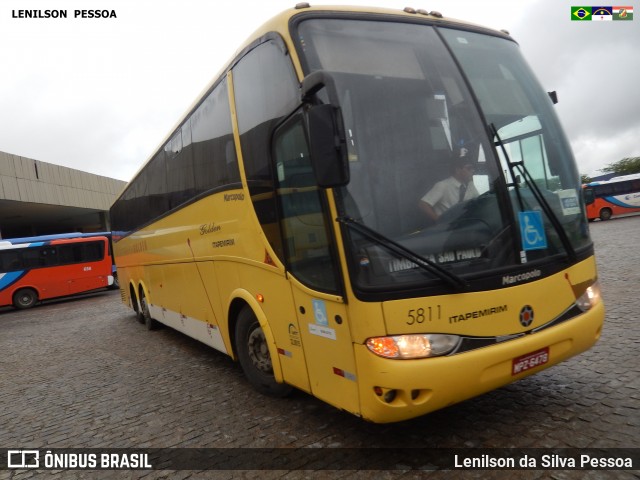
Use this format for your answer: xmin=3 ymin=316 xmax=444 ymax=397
xmin=366 ymin=334 xmax=460 ymax=359
xmin=576 ymin=281 xmax=602 ymax=312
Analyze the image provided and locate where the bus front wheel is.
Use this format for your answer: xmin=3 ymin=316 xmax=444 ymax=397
xmin=599 ymin=208 xmax=612 ymax=221
xmin=235 ymin=306 xmax=292 ymax=397
xmin=13 ymin=288 xmax=38 ymax=309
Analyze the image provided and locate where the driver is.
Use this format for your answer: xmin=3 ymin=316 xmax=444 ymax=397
xmin=419 ymin=157 xmax=479 ymax=222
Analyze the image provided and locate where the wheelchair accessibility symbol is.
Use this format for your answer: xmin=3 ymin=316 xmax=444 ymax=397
xmin=312 ymin=299 xmax=329 ymax=326
xmin=519 ymin=211 xmax=547 ymax=251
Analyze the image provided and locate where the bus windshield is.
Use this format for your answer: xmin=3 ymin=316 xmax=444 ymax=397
xmin=296 ymin=18 xmax=590 ymax=296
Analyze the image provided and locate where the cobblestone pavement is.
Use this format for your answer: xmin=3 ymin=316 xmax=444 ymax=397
xmin=1 ymin=217 xmax=639 ymax=480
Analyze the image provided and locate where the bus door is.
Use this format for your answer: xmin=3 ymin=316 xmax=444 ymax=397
xmin=273 ymin=112 xmax=360 ymax=415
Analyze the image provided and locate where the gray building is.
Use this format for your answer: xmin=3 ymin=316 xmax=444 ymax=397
xmin=0 ymin=150 xmax=127 ymax=239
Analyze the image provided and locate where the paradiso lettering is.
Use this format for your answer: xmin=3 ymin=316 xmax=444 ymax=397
xmin=120 ymin=240 xmax=148 ymax=256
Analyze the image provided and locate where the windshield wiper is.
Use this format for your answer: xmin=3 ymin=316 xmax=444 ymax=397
xmin=490 ymin=123 xmax=577 ymax=263
xmin=337 ymin=216 xmax=469 ymax=291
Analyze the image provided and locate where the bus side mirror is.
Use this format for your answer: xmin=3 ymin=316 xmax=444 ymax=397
xmin=307 ymin=104 xmax=350 ymax=188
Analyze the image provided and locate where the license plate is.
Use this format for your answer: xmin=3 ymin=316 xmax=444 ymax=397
xmin=512 ymin=347 xmax=549 ymax=376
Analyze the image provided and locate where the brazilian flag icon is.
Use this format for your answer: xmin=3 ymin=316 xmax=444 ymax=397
xmin=572 ymin=6 xmax=592 ymax=20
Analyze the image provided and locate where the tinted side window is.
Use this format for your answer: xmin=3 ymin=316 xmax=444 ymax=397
xmin=166 ymin=130 xmax=186 ymax=209
xmin=273 ymin=113 xmax=340 ymax=293
xmin=82 ymin=241 xmax=104 ymax=262
xmin=18 ymin=247 xmax=59 ymax=268
xmin=111 ymin=80 xmax=241 ymax=236
xmin=233 ymin=38 xmax=300 ymax=259
xmin=0 ymin=241 xmax=103 ymax=272
xmin=147 ymin=150 xmax=169 ymax=221
xmin=191 ymin=80 xmax=240 ymax=196
xmin=111 ymin=178 xmax=138 ymax=235
xmin=234 ymin=40 xmax=299 ymax=186
xmin=0 ymin=250 xmax=22 ymax=272
xmin=59 ymin=241 xmax=104 ymax=264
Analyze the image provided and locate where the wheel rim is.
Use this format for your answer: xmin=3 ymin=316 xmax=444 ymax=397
xmin=141 ymin=296 xmax=149 ymax=318
xmin=247 ymin=326 xmax=273 ymax=374
xmin=19 ymin=294 xmax=32 ymax=306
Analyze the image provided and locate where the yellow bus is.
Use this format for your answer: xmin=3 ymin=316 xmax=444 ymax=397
xmin=110 ymin=4 xmax=604 ymax=423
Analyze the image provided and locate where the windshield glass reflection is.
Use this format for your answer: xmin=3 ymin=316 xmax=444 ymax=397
xmin=296 ymin=19 xmax=589 ymax=294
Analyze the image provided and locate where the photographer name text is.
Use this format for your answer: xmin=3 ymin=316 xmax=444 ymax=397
xmin=11 ymin=10 xmax=117 ymax=19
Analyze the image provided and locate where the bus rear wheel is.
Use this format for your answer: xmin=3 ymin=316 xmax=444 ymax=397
xmin=140 ymin=291 xmax=159 ymax=330
xmin=130 ymin=285 xmax=144 ymax=323
xmin=235 ymin=306 xmax=292 ymax=397
xmin=13 ymin=288 xmax=38 ymax=309
xmin=599 ymin=208 xmax=612 ymax=221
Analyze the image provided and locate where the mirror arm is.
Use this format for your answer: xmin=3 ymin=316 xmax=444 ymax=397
xmin=301 ymin=70 xmax=340 ymax=105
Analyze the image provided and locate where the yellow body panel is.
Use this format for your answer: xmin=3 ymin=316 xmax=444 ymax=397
xmin=355 ymin=302 xmax=604 ymax=423
xmin=289 ymin=277 xmax=360 ymax=416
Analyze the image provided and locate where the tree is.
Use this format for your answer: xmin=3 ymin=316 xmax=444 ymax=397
xmin=600 ymin=157 xmax=640 ymax=175
xmin=580 ymin=174 xmax=592 ymax=184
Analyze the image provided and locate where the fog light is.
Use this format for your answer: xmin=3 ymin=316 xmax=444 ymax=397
xmin=383 ymin=389 xmax=397 ymax=403
xmin=576 ymin=281 xmax=602 ymax=312
xmin=366 ymin=334 xmax=459 ymax=359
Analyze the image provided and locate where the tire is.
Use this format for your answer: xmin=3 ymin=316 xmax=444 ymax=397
xmin=235 ymin=306 xmax=292 ymax=397
xmin=131 ymin=286 xmax=144 ymax=323
xmin=110 ymin=273 xmax=120 ymax=290
xmin=599 ymin=208 xmax=612 ymax=221
xmin=13 ymin=288 xmax=38 ymax=309
xmin=139 ymin=290 xmax=159 ymax=330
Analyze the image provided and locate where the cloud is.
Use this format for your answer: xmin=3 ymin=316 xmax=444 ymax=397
xmin=512 ymin=0 xmax=640 ymax=175
xmin=1 ymin=0 xmax=637 ymax=181
xmin=0 ymin=0 xmax=231 ymax=180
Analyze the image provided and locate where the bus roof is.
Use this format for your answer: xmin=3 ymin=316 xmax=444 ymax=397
xmin=2 ymin=232 xmax=111 ymax=245
xmin=587 ymin=173 xmax=640 ymax=186
xmin=609 ymin=173 xmax=640 ymax=182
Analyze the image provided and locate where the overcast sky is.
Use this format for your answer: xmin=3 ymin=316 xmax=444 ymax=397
xmin=0 ymin=0 xmax=638 ymax=181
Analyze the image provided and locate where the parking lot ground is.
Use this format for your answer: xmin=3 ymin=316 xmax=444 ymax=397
xmin=1 ymin=217 xmax=639 ymax=479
